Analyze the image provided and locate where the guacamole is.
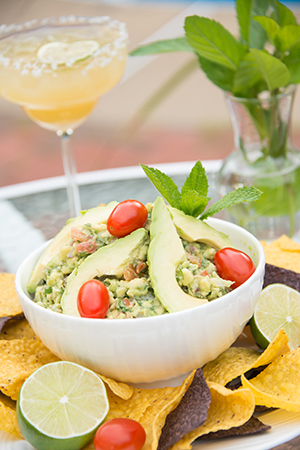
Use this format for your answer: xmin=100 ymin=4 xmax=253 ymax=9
xmin=32 ymin=201 xmax=234 ymax=318
xmin=177 ymin=240 xmax=233 ymax=300
xmin=34 ymin=223 xmax=116 ymax=313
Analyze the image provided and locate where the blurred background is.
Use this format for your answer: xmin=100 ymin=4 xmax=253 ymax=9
xmin=1 ymin=0 xmax=300 ymax=188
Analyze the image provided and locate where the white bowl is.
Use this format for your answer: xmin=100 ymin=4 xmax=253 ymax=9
xmin=15 ymin=218 xmax=265 ymax=386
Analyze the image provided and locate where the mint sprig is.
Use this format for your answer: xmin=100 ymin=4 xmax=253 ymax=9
xmin=141 ymin=161 xmax=262 ymax=219
xmin=130 ymin=1 xmax=300 ymax=160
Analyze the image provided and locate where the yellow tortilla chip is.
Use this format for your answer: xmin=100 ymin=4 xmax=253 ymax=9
xmin=0 ymin=392 xmax=22 ymax=438
xmin=98 ymin=374 xmax=133 ymax=400
xmin=0 ymin=318 xmax=36 ymax=341
xmin=203 ymin=347 xmax=260 ymax=386
xmin=84 ymin=371 xmax=195 ymax=450
xmin=241 ymin=347 xmax=300 ymax=412
xmin=253 ymin=328 xmax=290 ymax=366
xmin=168 ymin=382 xmax=255 ymax=450
xmin=0 ymin=273 xmax=23 ymax=318
xmin=261 ymin=235 xmax=300 ymax=272
xmin=203 ymin=328 xmax=290 ymax=386
xmin=0 ymin=336 xmax=60 ymax=400
xmin=273 ymin=235 xmax=300 ymax=252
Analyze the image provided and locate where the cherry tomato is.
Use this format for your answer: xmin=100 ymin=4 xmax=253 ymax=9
xmin=107 ymin=200 xmax=148 ymax=237
xmin=77 ymin=279 xmax=109 ymax=318
xmin=94 ymin=418 xmax=146 ymax=450
xmin=214 ymin=247 xmax=255 ymax=289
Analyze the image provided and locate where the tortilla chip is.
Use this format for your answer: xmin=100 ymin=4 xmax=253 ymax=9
xmin=0 ymin=392 xmax=22 ymax=438
xmin=0 ymin=318 xmax=36 ymax=341
xmin=140 ymin=373 xmax=195 ymax=450
xmin=274 ymin=235 xmax=300 ymax=252
xmin=168 ymin=382 xmax=255 ymax=450
xmin=203 ymin=347 xmax=260 ymax=386
xmin=241 ymin=347 xmax=300 ymax=412
xmin=198 ymin=415 xmax=270 ymax=439
xmin=158 ymin=369 xmax=211 ymax=450
xmin=0 ymin=336 xmax=60 ymax=400
xmin=203 ymin=328 xmax=290 ymax=386
xmin=253 ymin=328 xmax=290 ymax=366
xmin=0 ymin=314 xmax=24 ymax=334
xmin=84 ymin=371 xmax=195 ymax=450
xmin=263 ymin=263 xmax=300 ymax=292
xmin=0 ymin=273 xmax=23 ymax=318
xmin=261 ymin=235 xmax=300 ymax=273
xmin=98 ymin=374 xmax=133 ymax=400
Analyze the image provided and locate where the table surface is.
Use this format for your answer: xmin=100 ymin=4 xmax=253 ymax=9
xmin=0 ymin=161 xmax=222 ymax=274
xmin=0 ymin=160 xmax=299 ymax=450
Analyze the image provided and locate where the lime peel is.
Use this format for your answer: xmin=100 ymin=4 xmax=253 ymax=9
xmin=37 ymin=40 xmax=100 ymax=65
xmin=17 ymin=361 xmax=109 ymax=450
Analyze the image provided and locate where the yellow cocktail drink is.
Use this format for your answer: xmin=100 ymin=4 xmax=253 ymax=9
xmin=0 ymin=16 xmax=128 ymax=217
xmin=0 ymin=19 xmax=127 ymax=131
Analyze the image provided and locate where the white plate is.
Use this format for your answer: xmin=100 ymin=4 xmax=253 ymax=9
xmin=1 ymin=409 xmax=300 ymax=450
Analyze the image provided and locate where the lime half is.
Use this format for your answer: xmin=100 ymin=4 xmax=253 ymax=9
xmin=37 ymin=40 xmax=100 ymax=65
xmin=17 ymin=361 xmax=109 ymax=450
xmin=250 ymin=283 xmax=300 ymax=350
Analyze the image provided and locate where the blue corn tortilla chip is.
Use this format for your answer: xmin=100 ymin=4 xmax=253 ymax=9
xmin=197 ymin=415 xmax=270 ymax=440
xmin=157 ymin=368 xmax=211 ymax=450
xmin=264 ymin=263 xmax=300 ymax=291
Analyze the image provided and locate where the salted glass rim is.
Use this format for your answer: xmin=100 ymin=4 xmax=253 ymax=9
xmin=0 ymin=15 xmax=128 ymax=39
xmin=0 ymin=15 xmax=128 ymax=72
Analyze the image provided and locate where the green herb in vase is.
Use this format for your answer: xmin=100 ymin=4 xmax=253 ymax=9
xmin=131 ymin=0 xmax=300 ymax=240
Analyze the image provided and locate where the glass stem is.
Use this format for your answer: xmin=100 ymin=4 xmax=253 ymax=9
xmin=58 ymin=129 xmax=81 ymax=217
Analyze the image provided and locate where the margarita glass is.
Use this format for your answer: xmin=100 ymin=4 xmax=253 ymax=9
xmin=0 ymin=16 xmax=128 ymax=217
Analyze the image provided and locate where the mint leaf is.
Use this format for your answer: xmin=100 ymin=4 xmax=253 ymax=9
xmin=142 ymin=161 xmax=262 ymax=221
xmin=181 ymin=160 xmax=209 ymax=198
xmin=271 ymin=0 xmax=297 ymax=27
xmin=234 ymin=52 xmax=264 ymax=93
xmin=140 ymin=164 xmax=181 ymax=208
xmin=283 ymin=46 xmax=300 ymax=83
xmin=198 ymin=56 xmax=235 ymax=92
xmin=200 ymin=186 xmax=262 ymax=220
xmin=275 ymin=24 xmax=300 ymax=53
xmin=253 ymin=16 xmax=280 ymax=46
xmin=130 ymin=37 xmax=194 ymax=56
xmin=180 ymin=191 xmax=208 ymax=217
xmin=236 ymin=0 xmax=269 ymax=49
xmin=184 ymin=16 xmax=247 ymax=70
xmin=249 ymin=48 xmax=290 ymax=91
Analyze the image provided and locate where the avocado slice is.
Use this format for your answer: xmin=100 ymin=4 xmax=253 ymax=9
xmin=169 ymin=206 xmax=234 ymax=250
xmin=148 ymin=197 xmax=208 ymax=313
xmin=27 ymin=202 xmax=118 ymax=294
xmin=61 ymin=228 xmax=149 ymax=317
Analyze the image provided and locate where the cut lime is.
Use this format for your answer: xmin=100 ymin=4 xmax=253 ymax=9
xmin=37 ymin=40 xmax=99 ymax=65
xmin=250 ymin=283 xmax=300 ymax=350
xmin=17 ymin=361 xmax=109 ymax=450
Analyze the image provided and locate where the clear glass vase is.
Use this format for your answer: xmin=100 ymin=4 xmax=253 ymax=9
xmin=217 ymin=85 xmax=300 ymax=241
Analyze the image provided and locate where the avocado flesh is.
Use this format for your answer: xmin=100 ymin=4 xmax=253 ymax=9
xmin=61 ymin=228 xmax=149 ymax=317
xmin=27 ymin=202 xmax=118 ymax=294
xmin=169 ymin=207 xmax=234 ymax=250
xmin=148 ymin=197 xmax=208 ymax=314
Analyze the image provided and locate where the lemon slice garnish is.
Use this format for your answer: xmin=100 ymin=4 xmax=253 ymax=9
xmin=37 ymin=40 xmax=100 ymax=65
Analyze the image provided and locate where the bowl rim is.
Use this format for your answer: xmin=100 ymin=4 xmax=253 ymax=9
xmin=15 ymin=217 xmax=265 ymax=327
